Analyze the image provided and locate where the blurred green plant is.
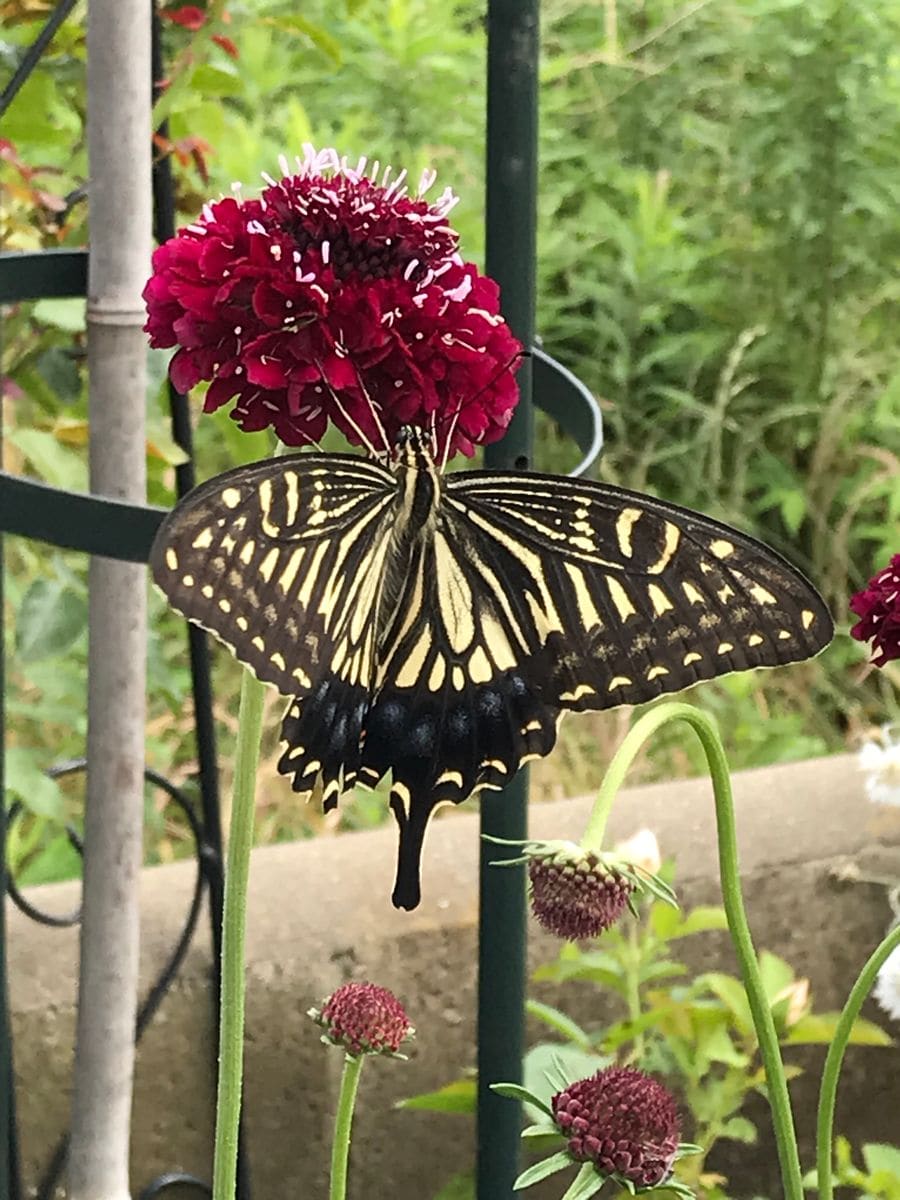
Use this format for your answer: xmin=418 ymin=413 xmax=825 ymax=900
xmin=398 ymin=861 xmax=891 ymax=1199
xmin=804 ymin=1139 xmax=900 ymax=1200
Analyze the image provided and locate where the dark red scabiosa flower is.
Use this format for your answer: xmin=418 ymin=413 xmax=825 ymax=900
xmin=850 ymin=554 xmax=900 ymax=667
xmin=552 ymin=1067 xmax=680 ymax=1188
xmin=144 ymin=145 xmax=522 ymax=459
xmin=309 ymin=982 xmax=414 ymax=1057
xmin=527 ymin=841 xmax=636 ymax=941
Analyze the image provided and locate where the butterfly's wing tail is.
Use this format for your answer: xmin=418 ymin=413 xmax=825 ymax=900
xmin=365 ymin=537 xmax=562 ymax=909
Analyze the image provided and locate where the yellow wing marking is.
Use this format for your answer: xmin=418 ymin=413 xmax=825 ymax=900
xmin=615 ymin=507 xmax=643 ymax=558
xmin=564 ymin=562 xmax=603 ymax=630
xmin=606 ymin=576 xmax=636 ymax=621
xmin=435 ymin=533 xmax=476 ymax=653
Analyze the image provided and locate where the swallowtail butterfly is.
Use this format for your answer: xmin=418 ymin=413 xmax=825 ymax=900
xmin=151 ymin=428 xmax=833 ymax=909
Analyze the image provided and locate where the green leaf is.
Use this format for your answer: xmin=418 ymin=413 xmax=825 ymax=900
xmin=397 ymin=1077 xmax=475 ymax=1114
xmin=513 ymin=1151 xmax=573 ymax=1189
xmin=526 ymin=1000 xmax=592 ymax=1049
xmin=696 ymin=972 xmax=753 ymax=1033
xmin=785 ymin=1014 xmax=891 ymax=1047
xmin=670 ymin=906 xmax=729 ymax=938
xmin=7 ymin=428 xmax=87 ymax=491
xmin=490 ymin=1082 xmax=552 ymax=1118
xmin=188 ymin=63 xmax=244 ymax=97
xmin=758 ymin=951 xmax=795 ymax=1003
xmin=862 ymin=1144 xmax=900 ymax=1176
xmin=15 ymin=578 xmax=88 ymax=663
xmin=16 ymin=831 xmax=82 ymax=887
xmin=719 ymin=1116 xmax=758 ymax=1144
xmin=32 ymin=298 xmax=86 ymax=333
xmin=261 ymin=15 xmax=342 ymax=62
xmin=5 ymin=748 xmax=64 ymax=821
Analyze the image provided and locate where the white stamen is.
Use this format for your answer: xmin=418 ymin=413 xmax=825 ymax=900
xmin=278 ymin=153 xmax=290 ymax=176
xmin=446 ymin=275 xmax=473 ymax=303
xmin=321 ymin=240 xmax=331 ymax=265
xmin=384 ymin=168 xmax=407 ymax=201
xmin=417 ymin=167 xmax=437 ymax=195
xmin=403 ymin=258 xmax=420 ymax=281
xmin=261 ymin=172 xmax=277 ymax=186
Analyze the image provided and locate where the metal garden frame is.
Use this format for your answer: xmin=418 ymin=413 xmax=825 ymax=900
xmin=0 ymin=1 xmax=602 ymax=1196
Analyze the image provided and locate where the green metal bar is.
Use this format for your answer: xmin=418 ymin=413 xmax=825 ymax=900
xmin=479 ymin=1 xmax=539 ymax=1197
xmin=0 ymin=472 xmax=165 ymax=562
xmin=0 ymin=250 xmax=88 ymax=303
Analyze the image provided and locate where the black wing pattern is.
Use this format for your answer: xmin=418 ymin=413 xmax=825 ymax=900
xmin=151 ymin=453 xmax=833 ymax=912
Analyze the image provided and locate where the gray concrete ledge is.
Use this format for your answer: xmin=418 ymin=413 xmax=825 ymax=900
xmin=9 ymin=753 xmax=900 ymax=1198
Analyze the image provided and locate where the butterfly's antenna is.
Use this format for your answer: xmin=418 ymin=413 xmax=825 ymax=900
xmin=312 ymin=358 xmax=386 ymax=458
xmin=436 ymin=349 xmax=528 ymax=472
xmin=346 ymin=355 xmax=392 ymax=456
xmin=428 ymin=408 xmax=439 ymax=461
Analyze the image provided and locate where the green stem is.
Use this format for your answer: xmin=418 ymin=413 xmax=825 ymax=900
xmin=816 ymin=922 xmax=900 ymax=1200
xmin=587 ymin=702 xmax=803 ymax=1200
xmin=330 ymin=1054 xmax=365 ymax=1200
xmin=624 ymin=922 xmax=645 ymax=1062
xmin=212 ymin=668 xmax=266 ymax=1200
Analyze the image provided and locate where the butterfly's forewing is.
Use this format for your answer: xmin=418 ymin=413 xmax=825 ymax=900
xmin=149 ymin=453 xmax=398 ymax=799
xmin=445 ymin=470 xmax=834 ymax=709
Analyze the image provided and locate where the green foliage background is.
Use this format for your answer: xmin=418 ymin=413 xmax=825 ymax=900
xmin=2 ymin=0 xmax=899 ymax=880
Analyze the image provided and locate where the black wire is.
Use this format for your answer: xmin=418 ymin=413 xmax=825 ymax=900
xmin=0 ymin=0 xmax=80 ymax=119
xmin=15 ymin=762 xmax=214 ymax=1200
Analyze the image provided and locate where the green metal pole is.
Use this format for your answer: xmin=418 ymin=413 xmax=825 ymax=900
xmin=479 ymin=1 xmax=538 ymax=1196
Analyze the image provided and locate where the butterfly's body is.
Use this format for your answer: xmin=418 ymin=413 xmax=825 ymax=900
xmin=151 ymin=431 xmax=833 ymax=909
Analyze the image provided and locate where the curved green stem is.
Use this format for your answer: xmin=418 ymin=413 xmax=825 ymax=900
xmin=330 ymin=1054 xmax=365 ymax=1200
xmin=816 ymin=922 xmax=900 ymax=1200
xmin=212 ymin=668 xmax=266 ymax=1200
xmin=624 ymin=922 xmax=646 ymax=1061
xmin=585 ymin=702 xmax=803 ymax=1200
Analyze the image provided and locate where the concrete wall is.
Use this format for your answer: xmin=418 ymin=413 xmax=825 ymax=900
xmin=9 ymin=753 xmax=900 ymax=1199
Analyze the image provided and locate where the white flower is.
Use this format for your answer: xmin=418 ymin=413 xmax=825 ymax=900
xmin=873 ymin=942 xmax=900 ymax=1021
xmin=615 ymin=828 xmax=662 ymax=876
xmin=858 ymin=726 xmax=900 ymax=807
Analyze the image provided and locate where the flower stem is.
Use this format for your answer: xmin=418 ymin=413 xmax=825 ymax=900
xmin=815 ymin=921 xmax=900 ymax=1200
xmin=587 ymin=702 xmax=803 ymax=1200
xmin=212 ymin=668 xmax=265 ymax=1200
xmin=330 ymin=1053 xmax=365 ymax=1200
xmin=624 ymin=922 xmax=645 ymax=1061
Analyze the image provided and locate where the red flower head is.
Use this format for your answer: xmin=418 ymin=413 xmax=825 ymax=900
xmin=526 ymin=841 xmax=636 ymax=941
xmin=552 ymin=1066 xmax=680 ymax=1188
xmin=144 ymin=145 xmax=522 ymax=460
xmin=310 ymin=981 xmax=414 ymax=1057
xmin=850 ymin=554 xmax=900 ymax=667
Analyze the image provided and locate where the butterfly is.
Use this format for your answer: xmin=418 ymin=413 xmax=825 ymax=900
xmin=150 ymin=426 xmax=833 ymax=909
